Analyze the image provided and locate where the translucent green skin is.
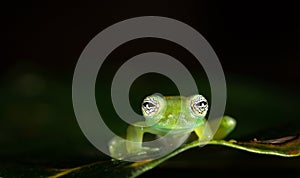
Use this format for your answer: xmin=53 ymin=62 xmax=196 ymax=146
xmin=109 ymin=95 xmax=236 ymax=159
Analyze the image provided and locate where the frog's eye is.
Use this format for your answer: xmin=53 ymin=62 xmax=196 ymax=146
xmin=142 ymin=95 xmax=163 ymax=117
xmin=190 ymin=95 xmax=209 ymax=117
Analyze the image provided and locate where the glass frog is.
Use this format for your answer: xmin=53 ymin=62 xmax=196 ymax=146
xmin=109 ymin=94 xmax=236 ymax=160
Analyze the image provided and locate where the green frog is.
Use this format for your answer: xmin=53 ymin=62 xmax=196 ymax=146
xmin=109 ymin=94 xmax=236 ymax=159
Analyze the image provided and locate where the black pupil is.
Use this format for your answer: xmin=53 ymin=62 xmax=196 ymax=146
xmin=143 ymin=102 xmax=155 ymax=108
xmin=196 ymin=101 xmax=207 ymax=107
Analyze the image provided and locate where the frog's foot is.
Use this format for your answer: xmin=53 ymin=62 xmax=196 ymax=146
xmin=132 ymin=146 xmax=160 ymax=156
xmin=109 ymin=136 xmax=128 ymax=160
xmin=108 ymin=136 xmax=160 ymax=160
xmin=124 ymin=146 xmax=160 ymax=161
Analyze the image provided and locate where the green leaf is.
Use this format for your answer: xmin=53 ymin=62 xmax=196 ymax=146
xmin=31 ymin=133 xmax=298 ymax=178
xmin=208 ymin=134 xmax=300 ymax=157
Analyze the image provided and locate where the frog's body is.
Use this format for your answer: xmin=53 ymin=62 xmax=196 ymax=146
xmin=109 ymin=94 xmax=236 ymax=159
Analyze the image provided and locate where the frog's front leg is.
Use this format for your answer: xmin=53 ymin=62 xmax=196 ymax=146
xmin=126 ymin=121 xmax=163 ymax=154
xmin=194 ymin=116 xmax=236 ymax=141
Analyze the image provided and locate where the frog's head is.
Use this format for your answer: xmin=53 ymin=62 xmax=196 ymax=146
xmin=141 ymin=94 xmax=208 ymax=130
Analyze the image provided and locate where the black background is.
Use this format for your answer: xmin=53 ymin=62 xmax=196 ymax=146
xmin=1 ymin=1 xmax=299 ymax=86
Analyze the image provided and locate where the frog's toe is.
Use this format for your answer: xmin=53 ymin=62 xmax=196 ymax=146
xmin=108 ymin=136 xmax=128 ymax=160
xmin=140 ymin=146 xmax=160 ymax=153
xmin=109 ymin=137 xmax=160 ymax=160
xmin=128 ymin=146 xmax=159 ymax=156
xmin=125 ymin=146 xmax=160 ymax=161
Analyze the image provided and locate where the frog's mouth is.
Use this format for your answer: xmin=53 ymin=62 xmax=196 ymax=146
xmin=153 ymin=114 xmax=199 ymax=132
xmin=152 ymin=126 xmax=195 ymax=135
xmin=177 ymin=112 xmax=204 ymax=128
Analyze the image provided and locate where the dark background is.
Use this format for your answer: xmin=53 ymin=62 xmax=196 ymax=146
xmin=1 ymin=0 xmax=300 ymax=176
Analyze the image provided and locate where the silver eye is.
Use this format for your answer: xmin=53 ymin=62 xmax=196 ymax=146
xmin=142 ymin=96 xmax=161 ymax=117
xmin=190 ymin=95 xmax=208 ymax=117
